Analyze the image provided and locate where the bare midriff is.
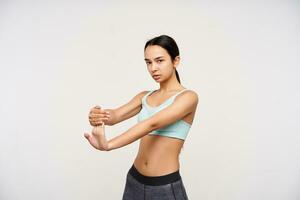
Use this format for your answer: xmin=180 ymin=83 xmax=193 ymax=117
xmin=133 ymin=134 xmax=184 ymax=176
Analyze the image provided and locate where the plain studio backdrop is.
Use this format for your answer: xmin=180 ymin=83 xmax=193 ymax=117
xmin=0 ymin=1 xmax=299 ymax=199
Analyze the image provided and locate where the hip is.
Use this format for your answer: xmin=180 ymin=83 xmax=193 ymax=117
xmin=122 ymin=164 xmax=189 ymax=200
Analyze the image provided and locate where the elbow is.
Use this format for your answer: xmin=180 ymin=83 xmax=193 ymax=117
xmin=147 ymin=120 xmax=159 ymax=132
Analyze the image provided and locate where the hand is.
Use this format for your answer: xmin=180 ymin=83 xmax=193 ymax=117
xmin=84 ymin=122 xmax=108 ymax=151
xmin=89 ymin=105 xmax=111 ymax=126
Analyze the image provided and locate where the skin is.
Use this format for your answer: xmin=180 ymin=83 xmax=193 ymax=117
xmin=84 ymin=45 xmax=198 ymax=176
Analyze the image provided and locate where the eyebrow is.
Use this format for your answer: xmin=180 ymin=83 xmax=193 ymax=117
xmin=144 ymin=56 xmax=164 ymax=61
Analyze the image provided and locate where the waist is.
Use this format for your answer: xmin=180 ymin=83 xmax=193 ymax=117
xmin=128 ymin=164 xmax=181 ymax=186
xmin=133 ymin=154 xmax=180 ymax=175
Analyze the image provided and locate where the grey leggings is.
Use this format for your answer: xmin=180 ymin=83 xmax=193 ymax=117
xmin=122 ymin=164 xmax=189 ymax=200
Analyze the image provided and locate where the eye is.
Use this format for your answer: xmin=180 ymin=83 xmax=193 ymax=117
xmin=157 ymin=60 xmax=163 ymax=63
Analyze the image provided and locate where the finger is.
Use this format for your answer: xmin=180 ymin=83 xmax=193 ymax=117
xmin=96 ymin=118 xmax=109 ymax=124
xmin=91 ymin=122 xmax=100 ymax=126
xmin=90 ymin=118 xmax=107 ymax=124
xmin=84 ymin=132 xmax=96 ymax=147
xmin=93 ymin=108 xmax=109 ymax=115
xmin=93 ymin=121 xmax=104 ymax=126
xmin=89 ymin=117 xmax=108 ymax=124
xmin=90 ymin=118 xmax=109 ymax=124
xmin=89 ymin=109 xmax=110 ymax=117
xmin=90 ymin=113 xmax=108 ymax=118
xmin=102 ymin=109 xmax=110 ymax=114
xmin=89 ymin=119 xmax=103 ymax=124
xmin=92 ymin=108 xmax=103 ymax=114
xmin=84 ymin=132 xmax=90 ymax=139
xmin=90 ymin=107 xmax=99 ymax=114
xmin=89 ymin=120 xmax=99 ymax=126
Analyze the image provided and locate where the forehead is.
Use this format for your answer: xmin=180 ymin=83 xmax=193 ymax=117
xmin=144 ymin=45 xmax=168 ymax=59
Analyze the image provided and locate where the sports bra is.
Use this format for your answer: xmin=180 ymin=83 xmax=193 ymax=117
xmin=137 ymin=88 xmax=192 ymax=140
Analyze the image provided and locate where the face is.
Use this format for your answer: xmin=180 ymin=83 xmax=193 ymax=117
xmin=144 ymin=45 xmax=179 ymax=82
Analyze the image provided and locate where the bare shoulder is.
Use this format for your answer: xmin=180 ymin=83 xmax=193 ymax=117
xmin=128 ymin=90 xmax=150 ymax=105
xmin=135 ymin=90 xmax=150 ymax=101
xmin=176 ymin=89 xmax=199 ymax=104
xmin=138 ymin=90 xmax=150 ymax=97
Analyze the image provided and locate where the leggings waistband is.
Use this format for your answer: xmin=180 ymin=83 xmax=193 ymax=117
xmin=128 ymin=164 xmax=181 ymax=186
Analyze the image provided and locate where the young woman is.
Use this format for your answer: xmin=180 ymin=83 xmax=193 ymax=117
xmin=84 ymin=35 xmax=199 ymax=200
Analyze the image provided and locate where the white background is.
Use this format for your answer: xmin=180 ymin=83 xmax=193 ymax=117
xmin=0 ymin=1 xmax=299 ymax=199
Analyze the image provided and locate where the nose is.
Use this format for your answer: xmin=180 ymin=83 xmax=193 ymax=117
xmin=149 ymin=63 xmax=158 ymax=73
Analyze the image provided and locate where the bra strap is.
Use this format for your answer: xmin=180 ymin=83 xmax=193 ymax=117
xmin=142 ymin=89 xmax=188 ymax=103
xmin=172 ymin=88 xmax=189 ymax=99
xmin=142 ymin=90 xmax=155 ymax=104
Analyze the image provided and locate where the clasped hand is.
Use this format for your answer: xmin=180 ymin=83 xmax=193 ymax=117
xmin=84 ymin=105 xmax=110 ymax=151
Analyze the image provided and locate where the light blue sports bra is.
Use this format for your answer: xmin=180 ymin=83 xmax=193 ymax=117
xmin=137 ymin=88 xmax=191 ymax=140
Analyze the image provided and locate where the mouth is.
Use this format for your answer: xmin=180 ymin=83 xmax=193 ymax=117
xmin=153 ymin=75 xmax=161 ymax=80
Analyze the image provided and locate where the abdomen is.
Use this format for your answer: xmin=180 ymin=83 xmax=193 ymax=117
xmin=133 ymin=134 xmax=184 ymax=176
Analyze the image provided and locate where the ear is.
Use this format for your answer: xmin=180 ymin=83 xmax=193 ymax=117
xmin=173 ymin=56 xmax=180 ymax=69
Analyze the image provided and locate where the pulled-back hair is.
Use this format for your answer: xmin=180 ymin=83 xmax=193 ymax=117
xmin=144 ymin=35 xmax=181 ymax=83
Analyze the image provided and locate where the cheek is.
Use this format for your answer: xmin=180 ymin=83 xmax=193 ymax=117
xmin=163 ymin=63 xmax=174 ymax=74
xmin=161 ymin=62 xmax=172 ymax=71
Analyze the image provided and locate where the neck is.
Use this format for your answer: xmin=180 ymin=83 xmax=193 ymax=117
xmin=158 ymin=72 xmax=184 ymax=93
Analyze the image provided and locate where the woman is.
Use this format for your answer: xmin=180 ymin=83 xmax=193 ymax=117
xmin=84 ymin=35 xmax=199 ymax=200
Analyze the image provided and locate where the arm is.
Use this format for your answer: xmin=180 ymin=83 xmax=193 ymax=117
xmin=101 ymin=91 xmax=149 ymax=126
xmin=85 ymin=90 xmax=150 ymax=150
xmin=106 ymin=90 xmax=199 ymax=151
xmin=85 ymin=115 xmax=155 ymax=151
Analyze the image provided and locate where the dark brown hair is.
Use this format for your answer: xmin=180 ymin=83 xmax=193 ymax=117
xmin=144 ymin=35 xmax=181 ymax=83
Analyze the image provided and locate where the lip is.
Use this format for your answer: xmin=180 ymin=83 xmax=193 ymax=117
xmin=153 ymin=75 xmax=161 ymax=79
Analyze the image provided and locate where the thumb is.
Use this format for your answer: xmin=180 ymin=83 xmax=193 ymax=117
xmin=84 ymin=132 xmax=91 ymax=139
